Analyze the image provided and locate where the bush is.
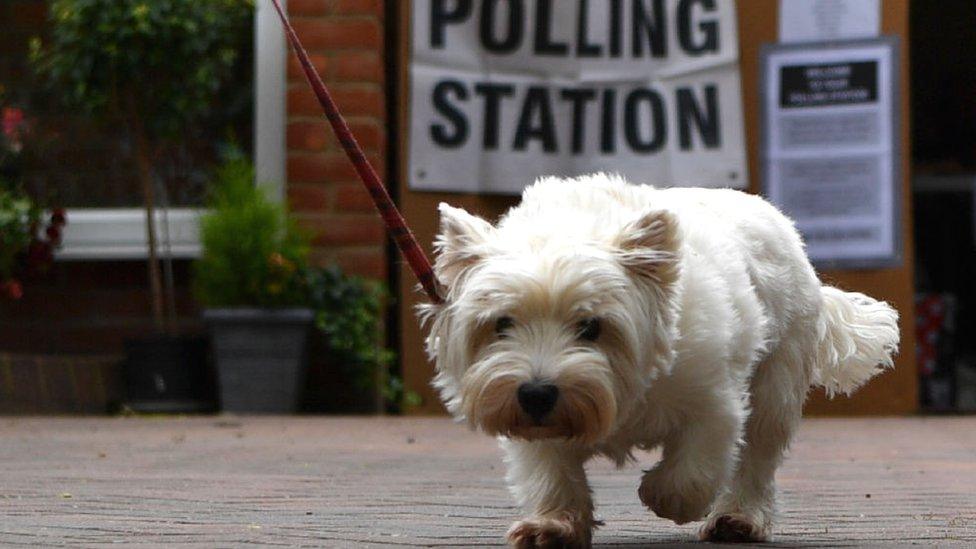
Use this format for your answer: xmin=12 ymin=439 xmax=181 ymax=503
xmin=307 ymin=266 xmax=395 ymax=388
xmin=193 ymin=158 xmax=309 ymax=308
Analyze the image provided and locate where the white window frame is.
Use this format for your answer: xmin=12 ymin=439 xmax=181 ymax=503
xmin=57 ymin=1 xmax=287 ymax=260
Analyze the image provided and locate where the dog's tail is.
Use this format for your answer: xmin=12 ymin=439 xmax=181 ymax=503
xmin=812 ymin=286 xmax=900 ymax=397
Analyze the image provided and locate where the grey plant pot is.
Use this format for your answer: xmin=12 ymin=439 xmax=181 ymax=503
xmin=203 ymin=308 xmax=314 ymax=413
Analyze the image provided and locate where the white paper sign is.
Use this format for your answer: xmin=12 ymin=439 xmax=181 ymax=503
xmin=779 ymin=0 xmax=880 ymax=44
xmin=762 ymin=40 xmax=901 ymax=267
xmin=409 ymin=0 xmax=747 ymax=194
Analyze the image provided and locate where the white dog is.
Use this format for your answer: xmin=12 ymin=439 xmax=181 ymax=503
xmin=419 ymin=174 xmax=899 ymax=547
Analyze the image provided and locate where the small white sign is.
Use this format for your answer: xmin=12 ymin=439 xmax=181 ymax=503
xmin=779 ymin=0 xmax=880 ymax=44
xmin=409 ymin=0 xmax=748 ymax=194
xmin=761 ymin=39 xmax=900 ymax=267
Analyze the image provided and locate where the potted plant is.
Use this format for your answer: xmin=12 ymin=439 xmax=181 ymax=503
xmin=29 ymin=0 xmax=253 ymax=412
xmin=195 ymin=158 xmax=313 ymax=413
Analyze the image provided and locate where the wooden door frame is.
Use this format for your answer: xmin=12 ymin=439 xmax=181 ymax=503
xmin=394 ymin=0 xmax=917 ymax=415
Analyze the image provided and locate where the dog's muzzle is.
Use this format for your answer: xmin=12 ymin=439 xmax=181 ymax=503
xmin=517 ymin=381 xmax=559 ymax=423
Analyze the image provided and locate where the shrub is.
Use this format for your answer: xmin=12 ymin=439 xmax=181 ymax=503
xmin=193 ymin=158 xmax=309 ymax=308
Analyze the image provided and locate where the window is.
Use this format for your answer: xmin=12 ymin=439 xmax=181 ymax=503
xmin=0 ymin=1 xmax=286 ymax=259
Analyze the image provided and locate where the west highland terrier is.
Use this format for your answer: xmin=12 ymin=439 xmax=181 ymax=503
xmin=419 ymin=174 xmax=899 ymax=547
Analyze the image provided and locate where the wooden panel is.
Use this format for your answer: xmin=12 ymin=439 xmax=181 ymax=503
xmin=735 ymin=0 xmax=917 ymax=415
xmin=397 ymin=0 xmax=916 ymax=415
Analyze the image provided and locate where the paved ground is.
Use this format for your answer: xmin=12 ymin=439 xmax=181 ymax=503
xmin=0 ymin=416 xmax=974 ymax=547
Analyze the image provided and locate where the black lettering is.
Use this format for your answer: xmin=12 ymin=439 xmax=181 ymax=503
xmin=677 ymin=0 xmax=719 ymax=55
xmin=633 ymin=0 xmax=667 ymax=58
xmin=513 ymin=87 xmax=558 ymax=153
xmin=479 ymin=0 xmax=523 ymax=53
xmin=576 ymin=0 xmax=601 ymax=57
xmin=533 ymin=0 xmax=569 ymax=56
xmin=474 ymin=83 xmax=515 ymax=149
xmin=431 ymin=80 xmax=469 ymax=147
xmin=677 ymin=85 xmax=720 ymax=149
xmin=601 ymin=89 xmax=616 ymax=153
xmin=609 ymin=0 xmax=623 ymax=57
xmin=560 ymin=88 xmax=597 ymax=154
xmin=431 ymin=0 xmax=473 ymax=48
xmin=624 ymin=89 xmax=666 ymax=152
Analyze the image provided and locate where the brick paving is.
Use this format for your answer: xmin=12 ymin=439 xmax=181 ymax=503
xmin=0 ymin=416 xmax=973 ymax=547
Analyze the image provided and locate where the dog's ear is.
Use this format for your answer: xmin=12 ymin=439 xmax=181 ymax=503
xmin=615 ymin=209 xmax=679 ymax=284
xmin=434 ymin=203 xmax=495 ymax=288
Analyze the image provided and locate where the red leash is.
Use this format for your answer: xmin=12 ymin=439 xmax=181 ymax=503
xmin=269 ymin=0 xmax=443 ymax=304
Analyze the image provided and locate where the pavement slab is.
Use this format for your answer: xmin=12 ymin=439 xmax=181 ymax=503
xmin=0 ymin=416 xmax=973 ymax=547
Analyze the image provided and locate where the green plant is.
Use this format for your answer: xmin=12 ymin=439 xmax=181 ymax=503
xmin=307 ymin=267 xmax=391 ymax=377
xmin=306 ymin=266 xmax=418 ymax=410
xmin=194 ymin=158 xmax=310 ymax=308
xmin=0 ymin=183 xmax=65 ymax=300
xmin=31 ymin=0 xmax=254 ymax=329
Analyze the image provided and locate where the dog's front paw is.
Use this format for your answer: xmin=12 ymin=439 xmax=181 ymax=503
xmin=506 ymin=513 xmax=592 ymax=549
xmin=638 ymin=466 xmax=717 ymax=525
xmin=699 ymin=512 xmax=769 ymax=543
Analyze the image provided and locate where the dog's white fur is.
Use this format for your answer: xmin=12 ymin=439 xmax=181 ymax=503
xmin=419 ymin=174 xmax=899 ymax=547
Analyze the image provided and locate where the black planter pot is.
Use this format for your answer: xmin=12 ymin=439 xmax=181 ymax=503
xmin=123 ymin=335 xmax=217 ymax=413
xmin=204 ymin=308 xmax=313 ymax=413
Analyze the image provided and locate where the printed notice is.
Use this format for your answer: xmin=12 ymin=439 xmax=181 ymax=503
xmin=779 ymin=0 xmax=880 ymax=44
xmin=761 ymin=39 xmax=900 ymax=267
xmin=409 ymin=0 xmax=747 ymax=194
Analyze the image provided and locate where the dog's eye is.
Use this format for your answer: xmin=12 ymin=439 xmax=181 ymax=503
xmin=577 ymin=318 xmax=601 ymax=341
xmin=495 ymin=316 xmax=514 ymax=336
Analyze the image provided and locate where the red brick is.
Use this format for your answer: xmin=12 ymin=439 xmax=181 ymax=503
xmin=301 ymin=215 xmax=386 ymax=246
xmin=334 ymin=248 xmax=387 ymax=279
xmin=332 ymin=0 xmax=384 ymax=18
xmin=287 ymin=183 xmax=331 ymax=213
xmin=288 ymin=153 xmax=369 ymax=184
xmin=334 ymin=87 xmax=385 ymax=116
xmin=333 ymin=52 xmax=384 ymax=82
xmin=335 ymin=182 xmax=382 ymax=212
xmin=287 ymin=121 xmax=331 ymax=152
xmin=292 ymin=19 xmax=381 ymax=50
xmin=287 ymin=53 xmax=329 ymax=81
xmin=343 ymin=120 xmax=384 ymax=150
xmin=289 ymin=0 xmax=329 ymax=16
xmin=288 ymin=86 xmax=384 ymax=118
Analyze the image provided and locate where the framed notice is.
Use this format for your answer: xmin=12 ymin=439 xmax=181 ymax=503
xmin=761 ymin=38 xmax=901 ymax=268
xmin=408 ymin=0 xmax=748 ymax=194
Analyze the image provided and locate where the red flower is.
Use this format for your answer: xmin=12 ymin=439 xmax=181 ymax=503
xmin=51 ymin=208 xmax=67 ymax=226
xmin=2 ymin=107 xmax=24 ymax=139
xmin=45 ymin=224 xmax=62 ymax=245
xmin=1 ymin=280 xmax=23 ymax=300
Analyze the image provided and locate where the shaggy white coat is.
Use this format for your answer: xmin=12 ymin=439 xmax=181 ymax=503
xmin=420 ymin=174 xmax=899 ymax=547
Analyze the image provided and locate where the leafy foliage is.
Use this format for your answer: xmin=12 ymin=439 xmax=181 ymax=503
xmin=194 ymin=158 xmax=310 ymax=308
xmin=30 ymin=0 xmax=254 ymax=140
xmin=0 ymin=182 xmax=65 ymax=300
xmin=0 ymin=185 xmax=39 ymax=280
xmin=307 ymin=266 xmax=394 ymax=381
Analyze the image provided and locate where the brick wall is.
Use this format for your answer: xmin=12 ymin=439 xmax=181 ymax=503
xmin=286 ymin=0 xmax=389 ymax=280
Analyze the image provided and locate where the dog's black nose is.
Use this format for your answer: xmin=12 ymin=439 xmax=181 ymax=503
xmin=517 ymin=382 xmax=559 ymax=422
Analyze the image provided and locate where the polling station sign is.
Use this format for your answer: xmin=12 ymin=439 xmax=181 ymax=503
xmin=408 ymin=0 xmax=748 ymax=194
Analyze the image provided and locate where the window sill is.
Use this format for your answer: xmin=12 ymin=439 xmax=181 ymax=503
xmin=57 ymin=208 xmax=202 ymax=261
